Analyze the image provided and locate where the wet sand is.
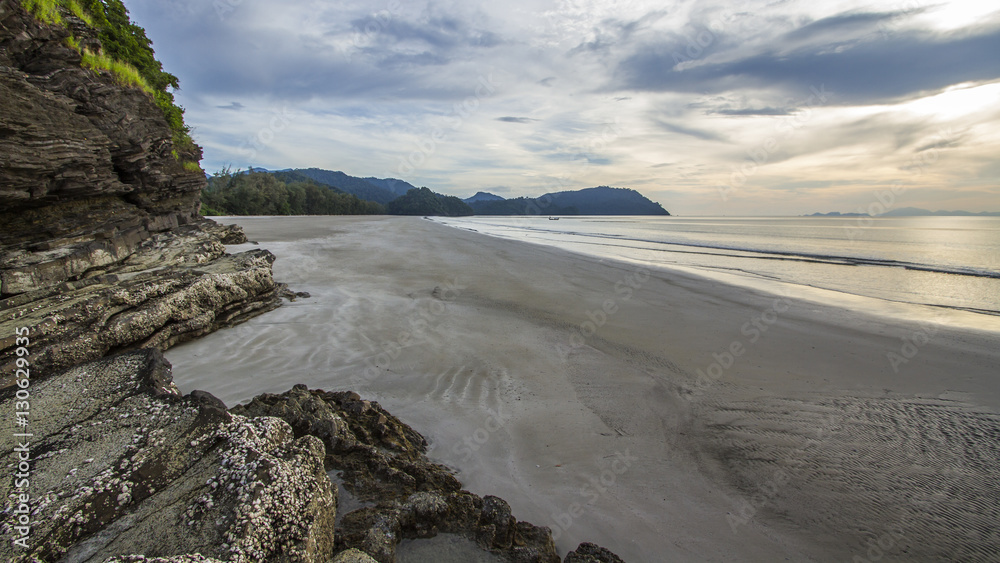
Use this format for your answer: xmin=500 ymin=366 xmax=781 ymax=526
xmin=166 ymin=216 xmax=1000 ymax=562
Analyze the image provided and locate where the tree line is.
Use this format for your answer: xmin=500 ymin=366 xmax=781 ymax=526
xmin=200 ymin=169 xmax=384 ymax=216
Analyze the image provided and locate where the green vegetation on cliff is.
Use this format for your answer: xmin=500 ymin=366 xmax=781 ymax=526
xmin=201 ymin=169 xmax=385 ymax=216
xmin=21 ymin=0 xmax=195 ymax=156
xmin=385 ymin=187 xmax=474 ymax=216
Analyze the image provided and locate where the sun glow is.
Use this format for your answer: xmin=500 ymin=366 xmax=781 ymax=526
xmin=901 ymin=82 xmax=1000 ymax=119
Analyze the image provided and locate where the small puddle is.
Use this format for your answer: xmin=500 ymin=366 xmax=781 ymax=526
xmin=328 ymin=470 xmax=375 ymax=525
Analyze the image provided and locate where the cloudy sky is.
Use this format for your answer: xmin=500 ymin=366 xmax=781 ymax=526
xmin=129 ymin=0 xmax=1000 ymax=215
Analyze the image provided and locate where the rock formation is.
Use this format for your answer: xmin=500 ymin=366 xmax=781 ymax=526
xmin=233 ymin=386 xmax=564 ymax=562
xmin=0 ymin=349 xmax=336 ymax=562
xmin=0 ymin=0 xmax=285 ymax=387
xmin=0 ymin=350 xmax=625 ymax=562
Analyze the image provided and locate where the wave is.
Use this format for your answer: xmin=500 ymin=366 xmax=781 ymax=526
xmin=495 ymin=224 xmax=1000 ymax=281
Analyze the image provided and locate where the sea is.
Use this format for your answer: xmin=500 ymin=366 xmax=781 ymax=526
xmin=433 ymin=216 xmax=1000 ymax=332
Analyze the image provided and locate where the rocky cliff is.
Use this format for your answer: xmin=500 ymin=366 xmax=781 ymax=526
xmin=0 ymin=0 xmax=285 ymax=386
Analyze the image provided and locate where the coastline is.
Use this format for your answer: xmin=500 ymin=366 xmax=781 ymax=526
xmin=168 ymin=216 xmax=1000 ymax=562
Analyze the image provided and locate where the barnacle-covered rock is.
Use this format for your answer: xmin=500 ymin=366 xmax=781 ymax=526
xmin=234 ymin=386 xmax=571 ymax=563
xmin=563 ymin=543 xmax=627 ymax=563
xmin=103 ymin=556 xmax=226 ymax=563
xmin=329 ymin=549 xmax=378 ymax=563
xmin=0 ymin=350 xmax=336 ymax=562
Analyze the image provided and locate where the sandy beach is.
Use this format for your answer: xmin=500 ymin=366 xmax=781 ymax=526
xmin=165 ymin=216 xmax=1000 ymax=562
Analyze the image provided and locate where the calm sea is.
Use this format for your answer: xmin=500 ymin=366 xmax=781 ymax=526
xmin=434 ymin=216 xmax=1000 ymax=331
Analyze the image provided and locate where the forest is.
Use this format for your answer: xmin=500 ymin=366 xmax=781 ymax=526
xmin=200 ymin=169 xmax=385 ymax=216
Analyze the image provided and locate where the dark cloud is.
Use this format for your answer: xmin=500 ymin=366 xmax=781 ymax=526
xmin=497 ymin=116 xmax=539 ymax=123
xmin=568 ymin=11 xmax=669 ymax=57
xmin=782 ymin=11 xmax=897 ymax=41
xmin=217 ymin=102 xmax=245 ymax=111
xmin=350 ymin=14 xmax=502 ymax=52
xmin=615 ymin=24 xmax=1000 ymax=103
xmin=711 ymin=107 xmax=792 ymax=116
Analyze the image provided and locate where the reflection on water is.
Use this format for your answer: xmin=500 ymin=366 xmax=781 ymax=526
xmin=436 ymin=216 xmax=1000 ymax=328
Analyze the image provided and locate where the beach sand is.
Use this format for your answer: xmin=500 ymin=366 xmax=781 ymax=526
xmin=166 ymin=216 xmax=1000 ymax=562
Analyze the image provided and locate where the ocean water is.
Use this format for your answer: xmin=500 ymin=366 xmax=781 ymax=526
xmin=434 ymin=216 xmax=1000 ymax=331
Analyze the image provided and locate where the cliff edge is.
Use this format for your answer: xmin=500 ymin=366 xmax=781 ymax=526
xmin=0 ymin=0 xmax=285 ymax=386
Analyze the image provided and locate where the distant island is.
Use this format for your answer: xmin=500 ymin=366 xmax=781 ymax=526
xmin=465 ymin=186 xmax=670 ymax=216
xmin=808 ymin=207 xmax=1000 ymax=217
xmin=204 ymin=168 xmax=670 ymax=217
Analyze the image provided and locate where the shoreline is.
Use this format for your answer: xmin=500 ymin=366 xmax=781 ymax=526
xmin=431 ymin=216 xmax=1000 ymax=334
xmin=168 ymin=216 xmax=1000 ymax=562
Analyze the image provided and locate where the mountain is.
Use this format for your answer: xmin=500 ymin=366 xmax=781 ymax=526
xmin=386 ymin=187 xmax=474 ymax=216
xmin=807 ymin=208 xmax=1000 ymax=217
xmin=287 ymin=168 xmax=399 ymax=204
xmin=464 ymin=191 xmax=506 ymax=204
xmin=469 ymin=197 xmax=580 ymax=216
xmin=468 ymin=186 xmax=669 ymax=216
xmin=547 ymin=186 xmax=669 ymax=215
xmin=202 ymin=170 xmax=384 ymax=216
xmin=879 ymin=207 xmax=1000 ymax=217
xmin=363 ymin=177 xmax=419 ymax=196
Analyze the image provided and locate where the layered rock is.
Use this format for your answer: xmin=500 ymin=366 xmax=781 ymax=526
xmin=0 ymin=0 xmax=284 ymax=386
xmin=0 ymin=349 xmax=336 ymax=562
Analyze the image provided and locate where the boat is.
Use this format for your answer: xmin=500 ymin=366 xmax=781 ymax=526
xmin=548 ymin=217 xmax=560 ymax=220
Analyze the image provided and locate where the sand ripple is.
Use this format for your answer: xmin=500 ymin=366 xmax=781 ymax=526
xmin=696 ymin=396 xmax=1000 ymax=561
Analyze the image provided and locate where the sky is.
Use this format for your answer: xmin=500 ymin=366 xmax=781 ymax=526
xmin=128 ymin=0 xmax=1000 ymax=215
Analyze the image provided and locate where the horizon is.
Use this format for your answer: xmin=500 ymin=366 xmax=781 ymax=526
xmin=130 ymin=0 xmax=999 ymax=216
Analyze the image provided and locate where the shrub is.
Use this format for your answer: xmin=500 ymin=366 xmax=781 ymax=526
xmin=80 ymin=49 xmax=153 ymax=93
xmin=22 ymin=0 xmax=196 ymax=156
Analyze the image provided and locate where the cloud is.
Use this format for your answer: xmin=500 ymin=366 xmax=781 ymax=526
xmin=711 ymin=107 xmax=791 ymax=116
xmin=124 ymin=0 xmax=1000 ymax=214
xmin=654 ymin=119 xmax=727 ymax=142
xmin=496 ymin=116 xmax=539 ymax=123
xmin=615 ymin=23 xmax=1000 ymax=104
